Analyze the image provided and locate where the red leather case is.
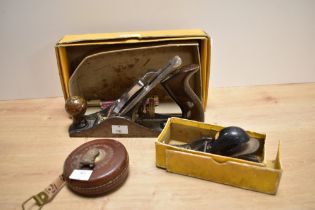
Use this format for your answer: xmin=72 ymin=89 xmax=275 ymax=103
xmin=63 ymin=139 xmax=129 ymax=196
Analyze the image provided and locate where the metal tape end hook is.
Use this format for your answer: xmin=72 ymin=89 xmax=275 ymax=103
xmin=22 ymin=193 xmax=46 ymax=210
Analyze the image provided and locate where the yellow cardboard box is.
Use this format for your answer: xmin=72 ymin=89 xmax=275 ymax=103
xmin=156 ymin=117 xmax=282 ymax=195
xmin=55 ymin=29 xmax=211 ymax=109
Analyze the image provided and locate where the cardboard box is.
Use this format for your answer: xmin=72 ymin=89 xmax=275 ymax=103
xmin=55 ymin=29 xmax=210 ymax=109
xmin=156 ymin=117 xmax=282 ymax=195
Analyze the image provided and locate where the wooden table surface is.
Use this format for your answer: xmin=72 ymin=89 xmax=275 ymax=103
xmin=1 ymin=83 xmax=315 ymax=210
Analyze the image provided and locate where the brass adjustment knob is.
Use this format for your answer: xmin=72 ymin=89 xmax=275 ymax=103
xmin=65 ymin=96 xmax=87 ymax=126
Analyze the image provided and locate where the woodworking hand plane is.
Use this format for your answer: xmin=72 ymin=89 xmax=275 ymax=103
xmin=65 ymin=56 xmax=204 ymax=137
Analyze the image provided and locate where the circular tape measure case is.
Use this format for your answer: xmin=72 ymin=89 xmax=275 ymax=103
xmin=22 ymin=139 xmax=129 ymax=209
xmin=64 ymin=139 xmax=129 ymax=196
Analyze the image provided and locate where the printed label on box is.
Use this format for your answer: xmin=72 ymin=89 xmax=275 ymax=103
xmin=112 ymin=125 xmax=128 ymax=134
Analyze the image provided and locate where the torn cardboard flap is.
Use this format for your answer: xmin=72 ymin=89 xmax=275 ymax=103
xmin=69 ymin=43 xmax=201 ymax=102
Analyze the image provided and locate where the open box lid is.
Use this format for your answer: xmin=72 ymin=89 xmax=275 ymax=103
xmin=57 ymin=29 xmax=210 ymax=44
xmin=55 ymin=29 xmax=211 ymax=109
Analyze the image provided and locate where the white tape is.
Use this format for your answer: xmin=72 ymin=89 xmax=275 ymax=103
xmin=119 ymin=34 xmax=141 ymax=38
xmin=69 ymin=170 xmax=93 ymax=181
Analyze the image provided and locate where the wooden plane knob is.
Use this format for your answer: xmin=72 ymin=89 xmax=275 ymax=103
xmin=65 ymin=96 xmax=87 ymax=126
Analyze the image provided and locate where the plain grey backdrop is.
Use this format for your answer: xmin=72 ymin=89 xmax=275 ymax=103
xmin=0 ymin=0 xmax=314 ymax=100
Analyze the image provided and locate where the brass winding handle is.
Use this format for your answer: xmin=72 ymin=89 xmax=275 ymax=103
xmin=79 ymin=148 xmax=100 ymax=169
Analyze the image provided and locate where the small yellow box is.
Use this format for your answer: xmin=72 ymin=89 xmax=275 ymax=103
xmin=156 ymin=117 xmax=282 ymax=195
xmin=55 ymin=29 xmax=211 ymax=109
